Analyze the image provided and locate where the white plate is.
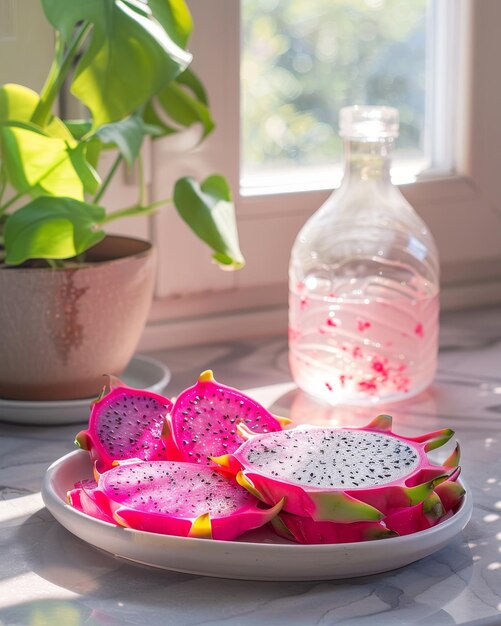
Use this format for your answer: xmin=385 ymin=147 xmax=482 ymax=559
xmin=0 ymin=355 xmax=171 ymax=426
xmin=42 ymin=450 xmax=473 ymax=581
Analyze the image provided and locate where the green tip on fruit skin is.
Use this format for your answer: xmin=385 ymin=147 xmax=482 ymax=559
xmin=74 ymin=431 xmax=90 ymax=451
xmin=265 ymin=498 xmax=286 ymax=519
xmin=410 ymin=428 xmax=454 ymax=451
xmin=198 ymin=370 xmax=215 ymax=383
xmin=273 ymin=414 xmax=293 ymax=427
xmin=444 ymin=443 xmax=461 ymax=468
xmin=271 ymin=515 xmax=297 ymax=542
xmin=424 ymin=429 xmax=454 ymax=452
xmin=236 ymin=471 xmax=266 ymax=501
xmin=211 ymin=453 xmax=232 ymax=468
xmin=366 ymin=414 xmax=393 ymax=431
xmin=422 ymin=492 xmax=445 ymax=520
xmin=366 ymin=527 xmax=399 ymax=541
xmin=435 ymin=479 xmax=466 ymax=508
xmin=404 ymin=472 xmax=451 ymax=506
xmin=309 ymin=492 xmax=384 ymax=523
xmin=189 ymin=512 xmax=212 ymax=539
xmin=161 ymin=416 xmax=171 ymax=438
xmin=236 ymin=422 xmax=258 ymax=440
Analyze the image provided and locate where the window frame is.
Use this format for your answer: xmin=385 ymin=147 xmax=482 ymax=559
xmin=140 ymin=0 xmax=501 ymax=349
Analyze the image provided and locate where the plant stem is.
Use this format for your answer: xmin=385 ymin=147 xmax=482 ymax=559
xmin=100 ymin=198 xmax=172 ymax=224
xmin=93 ymin=154 xmax=123 ymax=204
xmin=32 ymin=23 xmax=92 ymax=128
xmin=137 ymin=155 xmax=146 ymax=207
xmin=0 ymin=169 xmax=6 ymax=206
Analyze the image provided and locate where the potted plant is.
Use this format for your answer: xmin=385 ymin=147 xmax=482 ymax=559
xmin=0 ymin=0 xmax=244 ymax=401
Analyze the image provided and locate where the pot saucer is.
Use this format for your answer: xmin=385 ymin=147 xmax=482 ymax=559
xmin=0 ymin=354 xmax=171 ymax=426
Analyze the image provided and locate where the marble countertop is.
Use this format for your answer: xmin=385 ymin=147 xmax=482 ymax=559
xmin=1 ymin=306 xmax=501 ymax=626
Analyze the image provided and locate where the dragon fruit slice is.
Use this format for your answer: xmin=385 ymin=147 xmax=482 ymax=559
xmin=271 ymin=513 xmax=395 ymax=544
xmin=90 ymin=460 xmax=283 ymax=540
xmin=75 ymin=380 xmax=173 ymax=472
xmin=164 ymin=370 xmax=289 ymax=465
xmin=67 ymin=479 xmax=115 ymax=524
xmin=271 ymin=474 xmax=465 ymax=544
xmin=214 ymin=414 xmax=457 ymax=523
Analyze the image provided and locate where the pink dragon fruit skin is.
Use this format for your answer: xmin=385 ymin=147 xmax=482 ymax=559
xmin=164 ymin=370 xmax=290 ymax=466
xmin=67 ymin=479 xmax=115 ymax=524
xmin=214 ymin=414 xmax=458 ymax=523
xmin=271 ymin=472 xmax=465 ymax=544
xmin=384 ymin=467 xmax=465 ymax=536
xmin=272 ymin=513 xmax=396 ymax=544
xmin=91 ymin=460 xmax=284 ymax=541
xmin=383 ymin=491 xmax=445 ymax=536
xmin=75 ymin=380 xmax=173 ymax=473
xmin=435 ymin=466 xmax=465 ymax=513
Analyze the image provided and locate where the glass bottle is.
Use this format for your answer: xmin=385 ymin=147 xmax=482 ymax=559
xmin=289 ymin=106 xmax=439 ymax=405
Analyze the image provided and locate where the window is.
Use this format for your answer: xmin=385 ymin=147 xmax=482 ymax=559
xmin=241 ymin=0 xmax=432 ymax=193
xmin=148 ymin=0 xmax=501 ymax=346
xmin=5 ymin=1 xmax=500 ymax=351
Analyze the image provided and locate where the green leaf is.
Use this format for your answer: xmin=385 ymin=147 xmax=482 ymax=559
xmin=173 ymin=175 xmax=245 ymax=270
xmin=64 ymin=120 xmax=92 ymax=141
xmin=41 ymin=0 xmax=193 ymax=128
xmin=0 ymin=127 xmax=84 ymax=200
xmin=0 ymin=83 xmax=40 ymax=122
xmin=176 ymin=68 xmax=209 ymax=105
xmin=94 ymin=115 xmax=160 ymax=165
xmin=4 ymin=197 xmax=106 ymax=265
xmin=143 ymin=102 xmax=177 ymax=137
xmin=67 ymin=143 xmax=101 ymax=194
xmin=144 ymin=69 xmax=214 ymax=140
xmin=84 ymin=138 xmax=103 ymax=172
xmin=0 ymin=84 xmax=85 ymax=199
xmin=0 ymin=120 xmax=49 ymax=136
xmin=0 ymin=83 xmax=74 ymax=140
xmin=159 ymin=73 xmax=214 ymax=139
xmin=148 ymin=0 xmax=193 ymax=48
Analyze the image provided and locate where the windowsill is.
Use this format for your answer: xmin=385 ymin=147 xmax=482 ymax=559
xmin=140 ymin=264 xmax=501 ymax=352
xmin=240 ymin=157 xmax=430 ymax=197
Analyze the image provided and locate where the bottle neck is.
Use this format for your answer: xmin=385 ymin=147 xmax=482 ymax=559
xmin=340 ymin=138 xmax=393 ymax=186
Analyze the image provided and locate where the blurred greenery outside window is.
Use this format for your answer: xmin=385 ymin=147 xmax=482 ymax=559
xmin=241 ymin=0 xmax=444 ymax=194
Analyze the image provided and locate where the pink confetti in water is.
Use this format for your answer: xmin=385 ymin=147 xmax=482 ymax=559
xmin=371 ymin=356 xmax=388 ymax=373
xmin=358 ymin=378 xmax=378 ymax=394
xmin=393 ymin=374 xmax=411 ymax=392
xmin=339 ymin=375 xmax=346 ymax=386
xmin=352 ymin=346 xmax=363 ymax=359
xmin=326 ymin=318 xmax=338 ymax=327
xmin=414 ymin=323 xmax=424 ymax=338
xmin=328 ymin=292 xmax=337 ymax=298
xmin=300 ymin=296 xmax=309 ymax=311
xmin=325 ymin=382 xmax=333 ymax=392
xmin=357 ymin=319 xmax=371 ymax=332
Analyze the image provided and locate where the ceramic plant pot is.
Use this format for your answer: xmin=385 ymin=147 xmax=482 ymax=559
xmin=0 ymin=236 xmax=156 ymax=401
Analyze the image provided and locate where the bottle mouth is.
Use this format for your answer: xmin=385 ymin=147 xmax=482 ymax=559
xmin=339 ymin=105 xmax=399 ymax=140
